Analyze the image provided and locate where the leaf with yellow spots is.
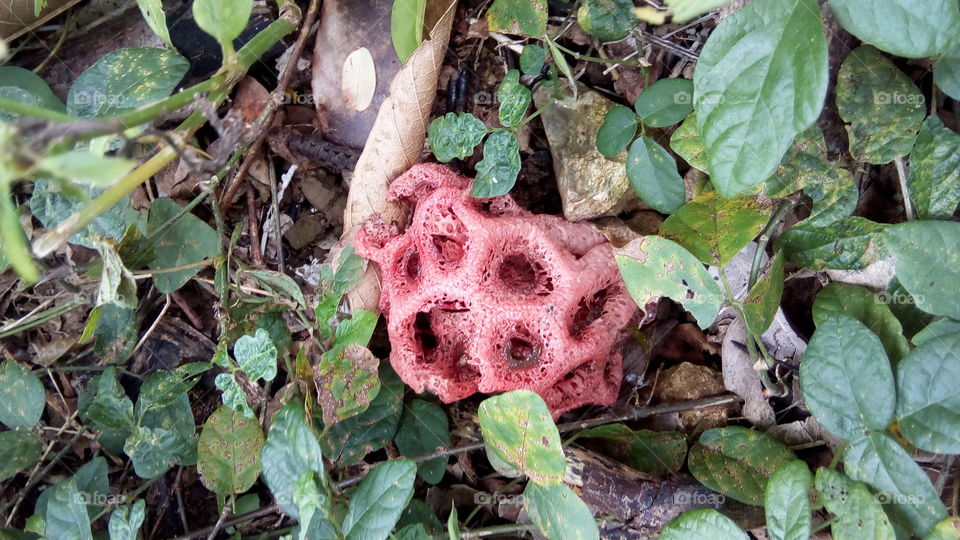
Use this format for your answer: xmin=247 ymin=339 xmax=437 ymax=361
xmin=478 ymin=390 xmax=566 ymax=486
xmin=0 ymin=360 xmax=45 ymax=428
xmin=197 ymin=405 xmax=264 ymax=494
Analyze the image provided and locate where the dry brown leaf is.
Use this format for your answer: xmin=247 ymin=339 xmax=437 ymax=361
xmin=336 ymin=0 xmax=457 ymax=313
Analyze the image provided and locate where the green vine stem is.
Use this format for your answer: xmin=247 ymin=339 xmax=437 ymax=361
xmin=31 ymin=7 xmax=300 ymax=259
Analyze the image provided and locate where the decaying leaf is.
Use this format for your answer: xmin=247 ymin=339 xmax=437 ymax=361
xmin=336 ymin=0 xmax=457 ymax=313
xmin=313 ymin=344 xmax=381 ymax=425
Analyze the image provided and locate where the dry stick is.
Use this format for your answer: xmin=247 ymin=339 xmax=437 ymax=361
xmin=174 ymin=394 xmax=740 ymax=539
xmin=245 ymin=175 xmax=265 ymax=267
xmin=219 ymin=0 xmax=322 ymax=214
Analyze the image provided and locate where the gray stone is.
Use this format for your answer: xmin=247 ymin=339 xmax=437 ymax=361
xmin=533 ymin=84 xmax=644 ymax=221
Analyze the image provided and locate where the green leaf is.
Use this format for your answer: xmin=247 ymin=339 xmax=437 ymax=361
xmin=427 ymin=112 xmax=487 ymax=163
xmin=391 ymin=0 xmax=427 ymax=63
xmin=615 ymin=236 xmax=722 ymax=328
xmin=776 ymin=217 xmax=887 ymax=270
xmin=0 ymin=66 xmax=65 ymax=112
xmin=293 ymin=472 xmax=336 ymax=540
xmin=146 ymin=197 xmax=220 ymax=293
xmin=315 ymin=344 xmax=381 ymax=425
xmin=926 ymin=517 xmax=960 ymax=540
xmin=765 ymin=124 xmax=831 ymax=197
xmin=215 ymin=372 xmax=255 ymax=419
xmin=896 ymin=332 xmax=960 ymax=454
xmin=135 ymin=0 xmax=172 ymax=47
xmin=335 ymin=309 xmax=379 ymax=348
xmin=108 ymin=499 xmax=146 ymax=540
xmin=497 ymin=69 xmax=531 ymax=128
xmin=192 ymin=0 xmax=252 ymax=48
xmin=803 ymin=168 xmax=858 ymax=227
xmin=693 ymin=0 xmax=828 ymax=196
xmin=884 ymin=220 xmax=960 ymax=319
xmin=836 ymin=46 xmax=925 ymax=164
xmin=242 ymin=269 xmax=306 ymax=306
xmin=322 ymin=366 xmax=404 ymax=465
xmin=67 ymin=47 xmax=188 ymax=118
xmin=394 ymin=399 xmax=452 ymax=484
xmin=91 ymin=303 xmax=138 ymax=363
xmin=124 ymin=425 xmax=193 ymax=478
xmin=487 ymin=0 xmax=548 ymax=37
xmin=82 ymin=368 xmax=135 ymax=432
xmin=908 ymin=116 xmax=960 ymax=220
xmin=576 ymin=0 xmax=636 ymax=41
xmin=634 ymin=78 xmax=694 ymax=128
xmin=478 ymin=390 xmax=566 ymax=486
xmin=473 ymin=130 xmax=520 ymax=198
xmin=136 ymin=363 xmax=209 ymax=416
xmin=663 ymin=0 xmax=736 ymax=23
xmin=342 ymin=459 xmax=416 ymax=540
xmin=913 ymin=318 xmax=960 ymax=346
xmin=596 ymin=105 xmax=637 ymax=157
xmin=844 ymin=431 xmax=947 ymax=535
xmin=394 ymin=523 xmax=429 ymax=540
xmin=659 ymin=192 xmax=768 ymax=266
xmin=44 ymin=478 xmax=93 ymax=540
xmin=800 ymin=314 xmax=895 ymax=440
xmin=828 ymin=0 xmax=960 ymax=58
xmin=669 ymin=112 xmax=709 ymax=173
xmin=577 ymin=424 xmax=686 ymax=475
xmin=815 ymin=467 xmax=895 ymax=540
xmin=140 ymin=392 xmax=197 ymax=447
xmin=333 ymin=245 xmax=365 ymax=297
xmin=764 ymin=461 xmax=811 ymax=540
xmin=261 ymin=400 xmax=324 ymax=518
xmin=687 ymin=426 xmax=797 ymax=506
xmin=741 ymin=251 xmax=784 ymax=336
xmin=0 ymin=360 xmax=45 ymax=428
xmin=30 ymin=179 xmax=137 ymax=248
xmin=813 ymin=283 xmax=909 ymax=363
xmin=234 ymin=328 xmax=278 ymax=382
xmin=660 ymin=509 xmax=748 ymax=540
xmin=519 ymin=44 xmax=547 ymax=76
xmin=934 ymin=55 xmax=960 ymax=101
xmin=523 ymin=482 xmax=599 ymax=540
xmin=626 ymin=136 xmax=684 ymax=214
xmin=197 ymin=405 xmax=265 ymax=494
xmin=0 ymin=430 xmax=41 ymax=482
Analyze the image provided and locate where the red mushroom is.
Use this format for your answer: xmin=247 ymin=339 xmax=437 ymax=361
xmin=355 ymin=164 xmax=636 ymax=417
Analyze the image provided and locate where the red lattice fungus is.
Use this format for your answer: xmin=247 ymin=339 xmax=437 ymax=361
xmin=355 ymin=164 xmax=636 ymax=417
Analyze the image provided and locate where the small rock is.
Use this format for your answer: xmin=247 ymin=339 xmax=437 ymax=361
xmin=655 ymin=362 xmax=728 ymax=430
xmin=533 ymin=84 xmax=644 ymax=221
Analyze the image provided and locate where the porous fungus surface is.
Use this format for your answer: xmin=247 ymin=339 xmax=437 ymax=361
xmin=355 ymin=164 xmax=636 ymax=417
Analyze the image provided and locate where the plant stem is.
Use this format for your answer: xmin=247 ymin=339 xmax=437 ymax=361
xmin=30 ymin=13 xmax=299 ymax=258
xmin=748 ymin=200 xmax=794 ymax=290
xmin=460 ymin=523 xmax=536 ymax=538
xmin=894 ymin=156 xmax=914 ymax=221
xmin=550 ymin=41 xmax=644 ymax=67
xmin=0 ymin=180 xmax=39 ymax=281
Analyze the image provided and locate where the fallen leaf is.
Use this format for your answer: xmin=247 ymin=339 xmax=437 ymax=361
xmin=341 ymin=47 xmax=377 ymax=111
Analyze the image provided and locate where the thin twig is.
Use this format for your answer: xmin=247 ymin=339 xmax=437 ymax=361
xmin=219 ymin=0 xmax=321 ymax=213
xmin=894 ymin=157 xmax=914 ymax=221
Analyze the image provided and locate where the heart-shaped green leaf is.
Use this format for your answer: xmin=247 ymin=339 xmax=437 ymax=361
xmin=497 ymin=69 xmax=531 ymax=127
xmin=764 ymin=461 xmax=812 ymax=540
xmin=884 ymin=220 xmax=960 ymax=319
xmin=626 ymin=136 xmax=684 ymax=214
xmin=634 ymin=78 xmax=694 ymax=128
xmin=896 ymin=332 xmax=960 ymax=454
xmin=693 ymin=0 xmax=828 ymax=196
xmin=907 ymin=116 xmax=960 ymax=220
xmin=197 ymin=405 xmax=265 ymax=494
xmin=473 ymin=130 xmax=520 ymax=198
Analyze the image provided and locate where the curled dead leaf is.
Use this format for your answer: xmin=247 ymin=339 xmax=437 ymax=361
xmin=335 ymin=0 xmax=458 ymax=313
